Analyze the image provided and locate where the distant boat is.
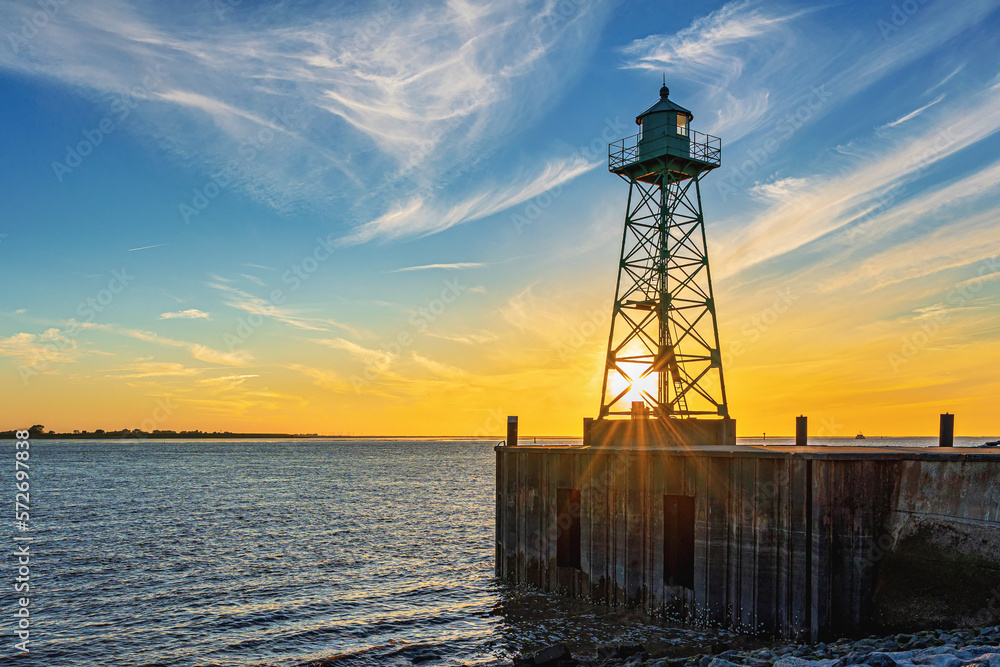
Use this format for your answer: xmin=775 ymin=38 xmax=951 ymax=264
xmin=855 ymin=432 xmax=866 ymax=440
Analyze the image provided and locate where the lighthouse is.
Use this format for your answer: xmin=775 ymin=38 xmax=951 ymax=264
xmin=595 ymin=83 xmax=734 ymax=446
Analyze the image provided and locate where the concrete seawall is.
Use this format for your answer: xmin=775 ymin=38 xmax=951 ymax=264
xmin=495 ymin=443 xmax=1000 ymax=641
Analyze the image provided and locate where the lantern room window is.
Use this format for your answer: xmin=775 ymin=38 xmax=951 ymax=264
xmin=677 ymin=115 xmax=688 ymax=137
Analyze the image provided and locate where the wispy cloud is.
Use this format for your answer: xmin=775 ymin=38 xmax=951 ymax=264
xmin=208 ymin=281 xmax=363 ymax=337
xmin=748 ymin=176 xmax=814 ymax=203
xmin=391 ymin=262 xmax=483 ymax=273
xmin=160 ymin=309 xmax=211 ymax=320
xmin=621 ymin=1 xmax=805 ymax=140
xmin=0 ymin=329 xmax=78 ymax=367
xmin=880 ymin=95 xmax=944 ymax=129
xmin=188 ymin=344 xmax=252 ymax=366
xmin=0 ymin=0 xmax=609 ymax=228
xmin=283 ymin=363 xmax=352 ymax=393
xmin=821 ymin=210 xmax=1000 ymax=294
xmin=313 ymin=338 xmax=393 ymax=367
xmin=0 ymin=321 xmax=250 ymax=371
xmin=342 ymin=155 xmax=599 ymax=243
xmin=714 ymin=84 xmax=1000 ymax=280
xmin=410 ymin=352 xmax=469 ymax=380
xmin=117 ymin=327 xmax=253 ymax=366
xmin=846 ymin=155 xmax=1000 ymax=247
xmin=926 ymin=64 xmax=966 ymax=94
xmin=106 ymin=362 xmax=204 ymax=378
xmin=621 ymin=0 xmax=1000 ymax=146
xmin=425 ymin=331 xmax=498 ymax=345
xmin=622 ymin=2 xmax=800 ymax=86
xmin=196 ymin=374 xmax=260 ymax=387
xmin=238 ymin=274 xmax=266 ymax=287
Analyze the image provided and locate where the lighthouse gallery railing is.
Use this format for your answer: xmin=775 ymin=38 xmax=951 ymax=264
xmin=608 ymin=129 xmax=722 ymax=171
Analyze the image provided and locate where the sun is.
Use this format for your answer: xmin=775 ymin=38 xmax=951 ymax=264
xmin=607 ymin=360 xmax=659 ymax=410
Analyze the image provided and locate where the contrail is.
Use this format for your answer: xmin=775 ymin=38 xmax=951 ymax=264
xmin=128 ymin=243 xmax=168 ymax=252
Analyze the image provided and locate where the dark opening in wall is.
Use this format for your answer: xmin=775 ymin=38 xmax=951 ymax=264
xmin=556 ymin=488 xmax=581 ymax=569
xmin=664 ymin=494 xmax=695 ymax=588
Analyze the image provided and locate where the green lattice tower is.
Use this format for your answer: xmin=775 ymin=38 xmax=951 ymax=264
xmin=600 ymin=84 xmax=728 ymax=420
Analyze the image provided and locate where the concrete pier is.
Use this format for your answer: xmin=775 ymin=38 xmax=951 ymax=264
xmin=495 ymin=436 xmax=1000 ymax=640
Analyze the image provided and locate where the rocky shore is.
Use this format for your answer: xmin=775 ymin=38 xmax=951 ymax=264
xmin=510 ymin=626 xmax=1000 ymax=667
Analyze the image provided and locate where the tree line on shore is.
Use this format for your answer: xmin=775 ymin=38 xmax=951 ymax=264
xmin=1 ymin=425 xmax=318 ymax=439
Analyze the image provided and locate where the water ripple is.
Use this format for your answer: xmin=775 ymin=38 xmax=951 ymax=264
xmin=0 ymin=438 xmax=821 ymax=665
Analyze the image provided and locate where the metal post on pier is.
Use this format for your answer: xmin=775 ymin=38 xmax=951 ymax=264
xmin=796 ymin=415 xmax=808 ymax=447
xmin=940 ymin=413 xmax=954 ymax=448
xmin=507 ymin=416 xmax=518 ymax=447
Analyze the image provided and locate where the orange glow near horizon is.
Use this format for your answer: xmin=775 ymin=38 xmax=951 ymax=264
xmin=8 ymin=277 xmax=998 ymax=439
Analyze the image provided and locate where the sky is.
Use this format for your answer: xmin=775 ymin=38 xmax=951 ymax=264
xmin=1 ymin=0 xmax=999 ymax=437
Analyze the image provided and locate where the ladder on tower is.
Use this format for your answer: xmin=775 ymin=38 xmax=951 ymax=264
xmin=662 ymin=325 xmax=688 ymax=414
xmin=667 ymin=350 xmax=687 ymax=413
xmin=671 ymin=366 xmax=688 ymax=414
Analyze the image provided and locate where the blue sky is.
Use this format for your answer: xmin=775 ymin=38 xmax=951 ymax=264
xmin=1 ymin=0 xmax=999 ymax=435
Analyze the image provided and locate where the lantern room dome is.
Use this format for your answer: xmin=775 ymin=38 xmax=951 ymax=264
xmin=635 ymin=85 xmax=693 ymax=126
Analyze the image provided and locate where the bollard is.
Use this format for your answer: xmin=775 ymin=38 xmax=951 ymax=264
xmin=583 ymin=417 xmax=593 ymax=447
xmin=631 ymin=401 xmax=646 ymax=420
xmin=507 ymin=415 xmax=518 ymax=447
xmin=940 ymin=413 xmax=954 ymax=448
xmin=796 ymin=415 xmax=808 ymax=447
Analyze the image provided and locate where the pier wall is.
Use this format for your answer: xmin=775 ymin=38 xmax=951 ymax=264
xmin=495 ymin=443 xmax=1000 ymax=641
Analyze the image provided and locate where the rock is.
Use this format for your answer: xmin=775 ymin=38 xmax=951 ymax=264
xmin=774 ymin=657 xmax=814 ymax=667
xmin=596 ymin=643 xmax=645 ymax=661
xmin=862 ymin=653 xmax=896 ymax=667
xmin=706 ymin=659 xmax=741 ymax=667
xmin=834 ymin=650 xmax=866 ymax=666
xmin=532 ymin=643 xmax=573 ymax=666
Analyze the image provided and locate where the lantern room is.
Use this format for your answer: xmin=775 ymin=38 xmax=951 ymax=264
xmin=636 ymin=84 xmax=693 ymax=161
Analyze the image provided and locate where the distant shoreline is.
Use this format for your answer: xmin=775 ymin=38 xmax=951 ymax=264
xmin=1 ymin=430 xmax=319 ymax=440
xmin=0 ymin=431 xmax=574 ymax=440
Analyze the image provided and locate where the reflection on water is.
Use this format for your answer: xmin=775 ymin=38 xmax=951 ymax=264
xmin=488 ymin=584 xmax=744 ymax=662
